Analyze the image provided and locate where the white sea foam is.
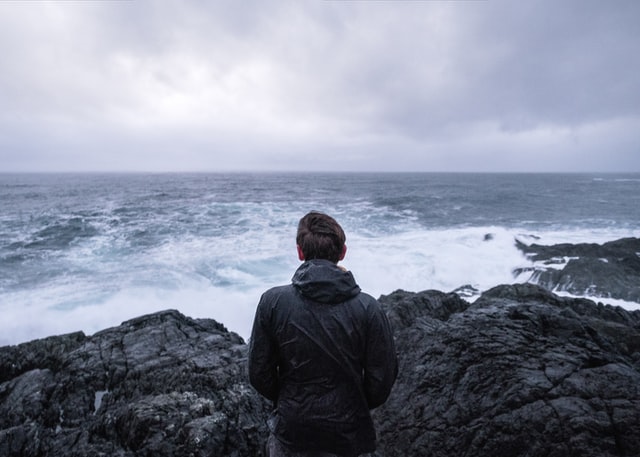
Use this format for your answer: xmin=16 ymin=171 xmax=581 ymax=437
xmin=346 ymin=226 xmax=530 ymax=299
xmin=2 ymin=223 xmax=637 ymax=347
xmin=2 ymin=172 xmax=639 ymax=346
xmin=553 ymin=291 xmax=640 ymax=312
xmin=0 ymin=280 xmax=266 ymax=346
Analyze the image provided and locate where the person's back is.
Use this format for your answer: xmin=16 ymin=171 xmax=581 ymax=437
xmin=248 ymin=212 xmax=397 ymax=457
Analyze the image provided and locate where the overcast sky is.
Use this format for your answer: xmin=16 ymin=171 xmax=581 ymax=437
xmin=1 ymin=0 xmax=638 ymax=173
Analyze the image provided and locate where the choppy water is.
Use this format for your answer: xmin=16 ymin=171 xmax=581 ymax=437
xmin=1 ymin=172 xmax=639 ymax=345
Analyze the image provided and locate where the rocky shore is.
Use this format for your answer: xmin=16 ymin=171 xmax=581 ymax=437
xmin=0 ymin=311 xmax=270 ymax=456
xmin=374 ymin=285 xmax=640 ymax=457
xmin=2 ymin=238 xmax=639 ymax=456
xmin=514 ymin=237 xmax=640 ymax=303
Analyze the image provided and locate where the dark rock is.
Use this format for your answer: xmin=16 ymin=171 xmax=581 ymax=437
xmin=374 ymin=283 xmax=640 ymax=457
xmin=379 ymin=289 xmax=469 ymax=330
xmin=514 ymin=237 xmax=640 ymax=302
xmin=0 ymin=332 xmax=87 ymax=384
xmin=451 ymin=284 xmax=481 ymax=299
xmin=3 ymin=282 xmax=640 ymax=457
xmin=0 ymin=310 xmax=270 ymax=457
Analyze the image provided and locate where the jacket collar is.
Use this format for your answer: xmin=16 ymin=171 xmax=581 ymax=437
xmin=292 ymin=259 xmax=361 ymax=304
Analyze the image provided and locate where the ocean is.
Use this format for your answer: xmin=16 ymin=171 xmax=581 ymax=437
xmin=1 ymin=172 xmax=639 ymax=346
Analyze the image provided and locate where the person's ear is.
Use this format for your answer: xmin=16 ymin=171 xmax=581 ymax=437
xmin=297 ymin=245 xmax=305 ymax=261
xmin=338 ymin=245 xmax=347 ymax=261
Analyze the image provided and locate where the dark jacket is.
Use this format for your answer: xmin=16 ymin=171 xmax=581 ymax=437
xmin=248 ymin=259 xmax=398 ymax=457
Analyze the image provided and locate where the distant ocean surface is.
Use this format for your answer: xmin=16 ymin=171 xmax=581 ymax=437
xmin=1 ymin=172 xmax=639 ymax=346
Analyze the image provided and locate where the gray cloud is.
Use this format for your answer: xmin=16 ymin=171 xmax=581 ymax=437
xmin=0 ymin=0 xmax=638 ymax=172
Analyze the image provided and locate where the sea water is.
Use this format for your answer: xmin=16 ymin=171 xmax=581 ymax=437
xmin=1 ymin=172 xmax=639 ymax=346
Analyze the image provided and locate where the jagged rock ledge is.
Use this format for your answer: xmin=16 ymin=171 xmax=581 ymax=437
xmin=0 ymin=311 xmax=270 ymax=457
xmin=2 ymin=284 xmax=640 ymax=457
xmin=514 ymin=236 xmax=640 ymax=302
xmin=375 ymin=284 xmax=640 ymax=457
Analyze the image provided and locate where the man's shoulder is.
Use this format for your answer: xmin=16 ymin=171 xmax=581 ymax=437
xmin=263 ymin=283 xmax=295 ymax=294
xmin=354 ymin=291 xmax=388 ymax=316
xmin=357 ymin=290 xmax=377 ymax=302
xmin=354 ymin=290 xmax=380 ymax=305
xmin=260 ymin=283 xmax=296 ymax=302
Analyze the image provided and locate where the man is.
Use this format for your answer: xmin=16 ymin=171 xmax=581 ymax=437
xmin=248 ymin=211 xmax=398 ymax=457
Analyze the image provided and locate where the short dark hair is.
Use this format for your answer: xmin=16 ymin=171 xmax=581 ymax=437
xmin=296 ymin=212 xmax=346 ymax=263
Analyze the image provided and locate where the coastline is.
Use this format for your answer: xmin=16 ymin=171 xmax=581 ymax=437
xmin=2 ymin=282 xmax=639 ymax=456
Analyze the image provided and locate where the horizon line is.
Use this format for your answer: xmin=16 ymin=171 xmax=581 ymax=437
xmin=1 ymin=170 xmax=639 ymax=175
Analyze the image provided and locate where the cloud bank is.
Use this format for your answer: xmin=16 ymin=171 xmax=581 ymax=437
xmin=1 ymin=0 xmax=638 ymax=172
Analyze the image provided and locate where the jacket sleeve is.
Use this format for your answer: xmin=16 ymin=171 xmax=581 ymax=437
xmin=363 ymin=300 xmax=398 ymax=409
xmin=247 ymin=293 xmax=279 ymax=402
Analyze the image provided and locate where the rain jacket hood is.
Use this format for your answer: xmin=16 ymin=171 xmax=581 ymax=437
xmin=292 ymin=259 xmax=361 ymax=304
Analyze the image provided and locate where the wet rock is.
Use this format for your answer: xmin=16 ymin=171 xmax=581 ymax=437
xmin=2 ymin=282 xmax=640 ymax=457
xmin=374 ymin=283 xmax=640 ymax=457
xmin=514 ymin=237 xmax=640 ymax=302
xmin=0 ymin=310 xmax=270 ymax=457
xmin=451 ymin=284 xmax=481 ymax=299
